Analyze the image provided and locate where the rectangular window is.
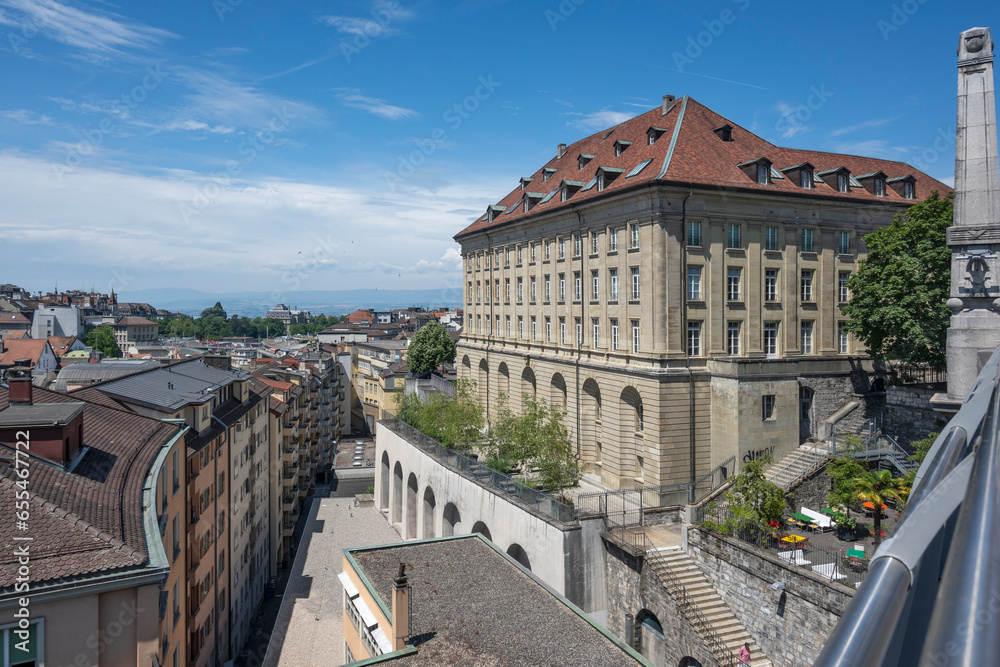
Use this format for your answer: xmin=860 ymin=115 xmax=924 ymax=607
xmin=477 ymin=315 xmax=482 ymax=334
xmin=518 ymin=316 xmax=524 ymax=339
xmin=801 ymin=270 xmax=814 ymax=301
xmin=592 ymin=318 xmax=600 ymax=348
xmin=505 ymin=279 xmax=511 ymax=302
xmin=765 ymin=226 xmax=779 ymax=251
xmin=531 ymin=316 xmax=537 ymax=340
xmin=592 ymin=232 xmax=600 ymax=255
xmin=574 ymin=234 xmax=582 ymax=257
xmin=687 ymin=267 xmax=702 ymax=300
xmin=801 ymin=321 xmax=814 ymax=354
xmin=838 ymin=173 xmax=849 ymax=193
xmin=530 ymin=244 xmax=537 ymax=263
xmin=610 ymin=269 xmax=619 ymax=300
xmin=560 ymin=318 xmax=566 ymax=344
xmin=800 ymin=170 xmax=813 ymax=189
xmin=546 ymin=317 xmax=551 ymax=342
xmin=574 ymin=272 xmax=582 ymax=300
xmin=559 ymin=274 xmax=566 ymax=301
xmin=172 ymin=449 xmax=179 ymax=491
xmin=592 ymin=271 xmax=600 ymax=301
xmin=727 ymin=267 xmax=741 ymax=301
xmin=545 ymin=275 xmax=551 ymax=301
xmin=764 ymin=322 xmax=778 ymax=357
xmin=631 ymin=320 xmax=640 ymax=352
xmin=609 ymin=228 xmax=618 ymax=252
xmin=495 ymin=314 xmax=500 ymax=336
xmin=530 ymin=276 xmax=536 ymax=302
xmin=801 ymin=228 xmax=814 ymax=252
xmin=838 ymin=271 xmax=850 ymax=302
xmin=630 ymin=223 xmax=639 ymax=248
xmin=728 ymin=224 xmax=741 ymax=249
xmin=631 ymin=268 xmax=640 ymax=300
xmin=904 ymin=181 xmax=915 ymax=199
xmin=839 ymin=231 xmax=850 ymax=255
xmin=545 ymin=240 xmax=551 ymax=260
xmin=687 ymin=321 xmax=702 ymax=356
xmin=517 ymin=277 xmax=523 ymax=302
xmin=506 ymin=315 xmax=511 ymax=338
xmin=727 ymin=321 xmax=741 ymax=356
xmin=495 ymin=279 xmax=500 ymax=301
xmin=505 ymin=248 xmax=511 ymax=266
xmin=558 ymin=238 xmax=565 ymax=259
xmin=764 ymin=269 xmax=778 ymax=301
xmin=757 ymin=164 xmax=769 ymax=184
xmin=838 ymin=322 xmax=849 ymax=353
xmin=575 ymin=318 xmax=582 ymax=345
xmin=762 ymin=395 xmax=775 ymax=420
xmin=517 ymin=245 xmax=523 ymax=264
xmin=477 ymin=281 xmax=482 ymax=302
xmin=687 ymin=220 xmax=701 ymax=247
xmin=611 ymin=319 xmax=619 ymax=350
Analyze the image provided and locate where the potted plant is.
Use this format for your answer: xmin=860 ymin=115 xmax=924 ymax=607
xmin=836 ymin=514 xmax=858 ymax=541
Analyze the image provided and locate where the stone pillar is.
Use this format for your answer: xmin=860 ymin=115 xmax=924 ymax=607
xmin=944 ymin=27 xmax=1000 ymax=402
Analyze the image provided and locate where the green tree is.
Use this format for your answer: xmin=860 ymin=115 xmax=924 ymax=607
xmin=855 ymin=469 xmax=903 ymax=548
xmin=843 ymin=191 xmax=953 ymax=369
xmin=200 ymin=301 xmax=228 ymax=320
xmin=406 ymin=321 xmax=456 ymax=375
xmin=909 ymin=432 xmax=938 ymax=465
xmin=726 ymin=455 xmax=786 ymax=528
xmin=488 ymin=394 xmax=579 ymax=494
xmin=827 ymin=456 xmax=866 ymax=518
xmin=85 ymin=325 xmax=121 ymax=358
xmin=438 ymin=379 xmax=485 ymax=453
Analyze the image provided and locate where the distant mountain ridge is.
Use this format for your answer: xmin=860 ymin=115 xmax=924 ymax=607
xmin=117 ymin=287 xmax=463 ymax=318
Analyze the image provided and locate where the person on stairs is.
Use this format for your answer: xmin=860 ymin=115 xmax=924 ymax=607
xmin=739 ymin=642 xmax=752 ymax=666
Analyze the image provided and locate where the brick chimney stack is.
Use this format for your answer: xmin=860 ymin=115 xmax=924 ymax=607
xmin=662 ymin=94 xmax=676 ymax=116
xmin=391 ymin=562 xmax=411 ymax=651
xmin=6 ymin=364 xmax=33 ymax=406
xmin=557 ymin=143 xmax=567 ymax=159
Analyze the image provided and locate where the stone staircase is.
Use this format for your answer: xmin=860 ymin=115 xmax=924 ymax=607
xmin=764 ymin=443 xmax=831 ymax=491
xmin=647 ymin=547 xmax=773 ymax=667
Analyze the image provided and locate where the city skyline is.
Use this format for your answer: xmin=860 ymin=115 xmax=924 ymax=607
xmin=0 ymin=0 xmax=996 ymax=296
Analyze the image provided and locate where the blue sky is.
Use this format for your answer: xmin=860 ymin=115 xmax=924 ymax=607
xmin=0 ymin=0 xmax=996 ymax=299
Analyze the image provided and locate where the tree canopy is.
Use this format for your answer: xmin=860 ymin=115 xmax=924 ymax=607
xmin=843 ymin=191 xmax=953 ymax=369
xmin=406 ymin=321 xmax=456 ymax=375
xmin=85 ymin=325 xmax=121 ymax=358
xmin=157 ymin=309 xmax=343 ymax=340
xmin=199 ymin=301 xmax=228 ymax=320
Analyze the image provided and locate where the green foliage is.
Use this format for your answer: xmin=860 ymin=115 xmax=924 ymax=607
xmin=406 ymin=321 xmax=456 ymax=375
xmin=855 ymin=468 xmax=903 ymax=548
xmin=725 ymin=455 xmax=786 ymax=528
xmin=827 ymin=456 xmax=866 ymax=514
xmin=909 ymin=432 xmax=938 ymax=465
xmin=200 ymin=301 xmax=228 ymax=320
xmin=843 ymin=191 xmax=953 ymax=369
xmin=85 ymin=325 xmax=121 ymax=358
xmin=395 ymin=379 xmax=484 ymax=453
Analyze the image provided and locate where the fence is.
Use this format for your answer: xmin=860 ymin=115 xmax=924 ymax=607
xmin=882 ymin=361 xmax=947 ymax=387
xmin=380 ymin=418 xmax=577 ymax=523
xmin=577 ymin=456 xmax=736 ymax=522
xmin=696 ymin=503 xmax=868 ymax=589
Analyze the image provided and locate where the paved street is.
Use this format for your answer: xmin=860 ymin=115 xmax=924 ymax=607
xmin=261 ymin=496 xmax=402 ymax=667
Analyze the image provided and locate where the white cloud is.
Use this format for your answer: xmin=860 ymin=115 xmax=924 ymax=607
xmin=320 ymin=1 xmax=414 ymax=37
xmin=0 ymin=0 xmax=175 ymax=55
xmin=333 ymin=89 xmax=417 ymax=120
xmin=831 ymin=117 xmax=897 ymax=137
xmin=1 ymin=109 xmax=53 ymax=125
xmin=165 ymin=119 xmax=235 ymax=134
xmin=568 ymin=110 xmax=634 ymax=132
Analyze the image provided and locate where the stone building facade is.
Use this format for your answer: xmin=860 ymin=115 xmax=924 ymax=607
xmin=455 ymin=96 xmax=951 ymax=489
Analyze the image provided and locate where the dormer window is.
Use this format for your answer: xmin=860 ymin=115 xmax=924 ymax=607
xmin=856 ymin=171 xmax=888 ymax=197
xmin=596 ymin=167 xmax=624 ymax=192
xmin=614 ymin=140 xmax=632 ymax=157
xmin=560 ymin=179 xmax=584 ymax=202
xmin=542 ymin=168 xmax=557 ymax=183
xmin=486 ymin=205 xmax=505 ymax=223
xmin=647 ymin=127 xmax=668 ymax=145
xmin=888 ymin=175 xmax=917 ymax=199
xmin=519 ymin=177 xmax=532 ymax=191
xmin=738 ymin=157 xmax=773 ymax=185
xmin=523 ymin=192 xmax=544 ymax=211
xmin=780 ymin=163 xmax=815 ymax=190
xmin=875 ymin=178 xmax=886 ymax=197
xmin=712 ymin=124 xmax=733 ymax=142
xmin=578 ymin=154 xmax=594 ymax=170
xmin=837 ymin=173 xmax=849 ymax=193
xmin=818 ymin=167 xmax=851 ymax=193
xmin=800 ymin=170 xmax=813 ymax=189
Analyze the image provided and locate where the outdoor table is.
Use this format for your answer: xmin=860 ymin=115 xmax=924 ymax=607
xmin=781 ymin=535 xmax=808 ymax=546
xmin=821 ymin=507 xmax=846 ymax=519
xmin=790 ymin=512 xmax=816 ymax=524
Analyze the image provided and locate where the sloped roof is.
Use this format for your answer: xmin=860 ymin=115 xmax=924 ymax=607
xmin=0 ymin=339 xmax=50 ymax=366
xmin=48 ymin=335 xmax=79 ymax=357
xmin=0 ymin=386 xmax=182 ymax=589
xmin=456 ymin=96 xmax=952 ymax=239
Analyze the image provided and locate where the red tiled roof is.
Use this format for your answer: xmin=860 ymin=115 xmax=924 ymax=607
xmin=0 ymin=338 xmax=49 ymax=366
xmin=0 ymin=330 xmax=28 ymax=340
xmin=47 ymin=335 xmax=79 ymax=357
xmin=456 ymin=97 xmax=952 ymax=239
xmin=0 ymin=312 xmax=30 ymax=325
xmin=0 ymin=386 xmax=182 ymax=589
xmin=114 ymin=317 xmax=156 ymax=326
xmin=257 ymin=377 xmax=293 ymax=392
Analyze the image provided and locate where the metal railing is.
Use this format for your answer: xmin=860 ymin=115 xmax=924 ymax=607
xmin=766 ymin=444 xmax=832 ymax=491
xmin=882 ymin=361 xmax=948 ymax=386
xmin=646 ymin=549 xmax=737 ymax=667
xmin=815 ymin=344 xmax=1000 ymax=666
xmin=381 ymin=418 xmax=577 ymax=523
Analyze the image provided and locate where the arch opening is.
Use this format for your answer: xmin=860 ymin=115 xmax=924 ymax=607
xmin=422 ymin=486 xmax=436 ymax=539
xmin=471 ymin=521 xmax=492 ymax=541
xmin=442 ymin=502 xmax=461 ymax=537
xmin=506 ymin=543 xmax=532 ymax=571
xmin=392 ymin=462 xmax=403 ymax=523
xmin=406 ymin=473 xmax=419 ymax=539
xmin=379 ymin=452 xmax=390 ymax=510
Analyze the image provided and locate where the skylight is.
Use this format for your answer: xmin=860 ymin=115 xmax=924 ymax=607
xmin=849 ymin=175 xmax=863 ymax=188
xmin=770 ymin=167 xmax=785 ymax=180
xmin=626 ymin=159 xmax=653 ymax=178
xmin=581 ymin=177 xmax=598 ymax=191
xmin=540 ymin=189 xmax=558 ymax=204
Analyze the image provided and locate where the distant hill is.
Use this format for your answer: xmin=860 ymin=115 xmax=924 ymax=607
xmin=117 ymin=288 xmax=463 ymax=318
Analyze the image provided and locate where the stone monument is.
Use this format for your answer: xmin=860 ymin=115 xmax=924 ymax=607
xmin=942 ymin=27 xmax=1000 ymax=403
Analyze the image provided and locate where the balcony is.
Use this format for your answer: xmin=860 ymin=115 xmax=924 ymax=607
xmin=282 ymin=521 xmax=294 ymax=538
xmin=282 ymin=470 xmax=294 ymax=479
xmin=282 ymin=495 xmax=294 ymax=511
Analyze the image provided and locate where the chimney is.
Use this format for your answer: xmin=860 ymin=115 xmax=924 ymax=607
xmin=391 ymin=562 xmax=411 ymax=650
xmin=557 ymin=143 xmax=567 ymax=159
xmin=662 ymin=94 xmax=676 ymax=116
xmin=6 ymin=365 xmax=33 ymax=406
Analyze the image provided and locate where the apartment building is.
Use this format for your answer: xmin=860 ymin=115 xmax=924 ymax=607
xmin=351 ymin=340 xmax=408 ymax=434
xmin=455 ymin=95 xmax=952 ymax=490
xmin=0 ymin=367 xmax=188 ymax=667
xmin=112 ymin=316 xmax=159 ymax=350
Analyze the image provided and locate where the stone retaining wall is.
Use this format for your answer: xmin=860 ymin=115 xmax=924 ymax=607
xmin=884 ymin=385 xmax=947 ymax=448
xmin=686 ymin=527 xmax=852 ymax=667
